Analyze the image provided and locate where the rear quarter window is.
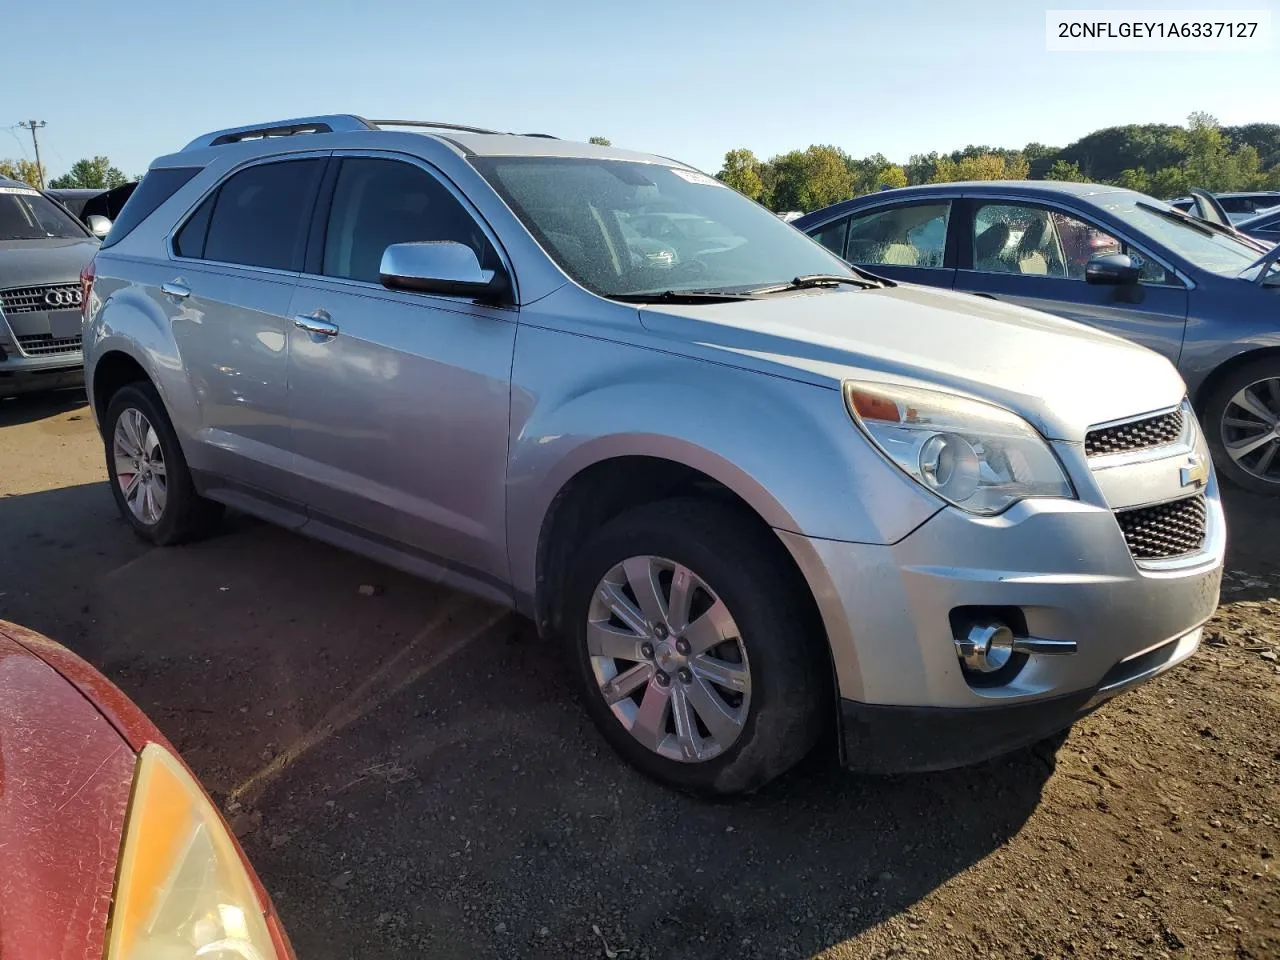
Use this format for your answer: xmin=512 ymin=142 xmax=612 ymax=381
xmin=99 ymin=167 xmax=203 ymax=249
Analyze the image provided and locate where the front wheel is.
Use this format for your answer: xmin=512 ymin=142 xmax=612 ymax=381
xmin=1202 ymin=358 xmax=1280 ymax=496
xmin=565 ymin=499 xmax=828 ymax=796
xmin=104 ymin=383 xmax=223 ymax=544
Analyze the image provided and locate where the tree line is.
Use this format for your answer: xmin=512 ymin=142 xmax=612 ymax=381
xmin=0 ymin=155 xmax=131 ymax=190
xmin=715 ymin=113 xmax=1280 ymax=213
xmin=4 ymin=115 xmax=1278 ymax=213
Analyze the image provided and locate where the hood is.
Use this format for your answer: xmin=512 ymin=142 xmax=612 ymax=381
xmin=639 ymin=284 xmax=1187 ymax=440
xmin=0 ymin=632 xmax=135 ymax=960
xmin=0 ymin=236 xmax=99 ymax=290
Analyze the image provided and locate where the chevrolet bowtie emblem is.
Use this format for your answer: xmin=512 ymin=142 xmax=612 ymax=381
xmin=1180 ymin=454 xmax=1209 ymax=490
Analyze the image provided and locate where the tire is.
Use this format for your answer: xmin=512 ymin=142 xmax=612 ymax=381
xmin=564 ymin=498 xmax=829 ymax=797
xmin=1201 ymin=357 xmax=1280 ymax=496
xmin=103 ymin=382 xmax=223 ymax=544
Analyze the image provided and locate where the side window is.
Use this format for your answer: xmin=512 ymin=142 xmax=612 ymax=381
xmin=844 ymin=203 xmax=950 ymax=268
xmin=810 ymin=216 xmax=849 ymax=257
xmin=321 ymin=157 xmax=493 ymax=285
xmin=179 ymin=159 xmax=323 ymax=270
xmin=99 ymin=166 xmax=201 ymax=249
xmin=174 ymin=192 xmax=214 ymax=259
xmin=972 ymin=203 xmax=1169 ymax=283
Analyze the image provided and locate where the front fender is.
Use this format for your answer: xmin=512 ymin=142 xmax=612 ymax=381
xmin=505 ymin=325 xmax=941 ymax=600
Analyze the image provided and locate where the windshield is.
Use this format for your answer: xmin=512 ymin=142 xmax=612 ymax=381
xmin=471 ymin=157 xmax=853 ymax=297
xmin=1095 ymin=194 xmax=1261 ymax=278
xmin=0 ymin=186 xmax=87 ymax=240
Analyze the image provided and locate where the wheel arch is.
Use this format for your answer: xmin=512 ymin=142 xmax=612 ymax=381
xmin=1192 ymin=345 xmax=1280 ymax=412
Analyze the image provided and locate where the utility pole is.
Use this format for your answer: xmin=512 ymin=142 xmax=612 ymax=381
xmin=18 ymin=120 xmax=47 ymax=189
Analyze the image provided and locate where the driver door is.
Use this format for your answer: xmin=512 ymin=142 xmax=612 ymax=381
xmin=953 ymin=199 xmax=1189 ymax=365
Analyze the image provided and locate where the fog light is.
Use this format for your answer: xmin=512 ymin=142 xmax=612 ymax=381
xmin=957 ymin=622 xmax=1015 ymax=674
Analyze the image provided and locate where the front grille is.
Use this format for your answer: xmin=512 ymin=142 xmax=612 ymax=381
xmin=1115 ymin=495 xmax=1207 ymax=560
xmin=1085 ymin=408 xmax=1184 ymax=457
xmin=0 ymin=283 xmax=82 ymax=315
xmin=16 ymin=334 xmax=83 ymax=356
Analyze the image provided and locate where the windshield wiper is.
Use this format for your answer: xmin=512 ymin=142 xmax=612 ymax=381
xmin=611 ymin=289 xmax=760 ymax=304
xmin=1136 ymin=201 xmax=1220 ymax=238
xmin=749 ymin=273 xmax=883 ymax=295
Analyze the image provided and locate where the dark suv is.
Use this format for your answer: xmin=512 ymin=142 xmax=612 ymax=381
xmin=0 ymin=177 xmax=102 ymax=397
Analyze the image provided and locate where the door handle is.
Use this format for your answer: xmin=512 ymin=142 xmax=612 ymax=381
xmin=292 ymin=312 xmax=339 ymax=337
xmin=161 ymin=280 xmax=190 ymax=299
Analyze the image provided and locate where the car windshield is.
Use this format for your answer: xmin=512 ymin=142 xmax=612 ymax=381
xmin=0 ymin=186 xmax=87 ymax=240
xmin=1095 ymin=194 xmax=1261 ymax=278
xmin=471 ymin=157 xmax=854 ymax=297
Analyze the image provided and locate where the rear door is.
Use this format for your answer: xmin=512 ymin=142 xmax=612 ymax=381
xmin=952 ymin=197 xmax=1189 ymax=365
xmin=165 ymin=154 xmax=327 ymax=512
xmin=809 ymin=199 xmax=957 ymax=289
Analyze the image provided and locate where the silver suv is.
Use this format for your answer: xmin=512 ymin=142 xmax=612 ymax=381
xmin=84 ymin=116 xmax=1225 ymax=795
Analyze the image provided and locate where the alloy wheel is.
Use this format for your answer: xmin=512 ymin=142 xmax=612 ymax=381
xmin=1220 ymin=377 xmax=1280 ymax=483
xmin=112 ymin=407 xmax=168 ymax=525
xmin=587 ymin=555 xmax=751 ymax=763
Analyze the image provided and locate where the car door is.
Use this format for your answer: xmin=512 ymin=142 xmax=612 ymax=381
xmin=953 ymin=198 xmax=1189 ymax=365
xmin=165 ymin=154 xmax=327 ymax=512
xmin=809 ymin=199 xmax=957 ymax=288
xmin=285 ymin=153 xmax=517 ymax=590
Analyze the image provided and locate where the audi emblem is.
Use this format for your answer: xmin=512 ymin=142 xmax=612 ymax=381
xmin=45 ymin=288 xmax=83 ymax=308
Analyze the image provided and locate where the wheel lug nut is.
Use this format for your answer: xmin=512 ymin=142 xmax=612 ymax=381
xmin=640 ymin=642 xmax=654 ymax=659
xmin=653 ymin=624 xmax=668 ymax=640
xmin=675 ymin=638 xmax=690 ymax=655
xmin=654 ymin=670 xmax=670 ymax=687
xmin=677 ymin=668 xmax=692 ymax=684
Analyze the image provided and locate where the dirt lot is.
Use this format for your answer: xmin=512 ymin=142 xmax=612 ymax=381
xmin=1 ymin=390 xmax=1277 ymax=960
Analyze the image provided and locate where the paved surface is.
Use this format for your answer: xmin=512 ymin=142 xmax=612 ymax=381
xmin=1 ymin=390 xmax=1277 ymax=959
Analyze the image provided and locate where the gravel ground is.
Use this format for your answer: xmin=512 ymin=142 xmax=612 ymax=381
xmin=1 ymin=391 xmax=1276 ymax=959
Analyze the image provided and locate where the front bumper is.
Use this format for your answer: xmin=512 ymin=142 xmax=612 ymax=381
xmin=780 ymin=432 xmax=1225 ymax=773
xmin=0 ymin=324 xmax=84 ymax=397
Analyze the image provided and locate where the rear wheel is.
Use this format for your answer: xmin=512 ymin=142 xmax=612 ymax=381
xmin=1203 ymin=358 xmax=1280 ymax=496
xmin=565 ymin=498 xmax=828 ymax=796
xmin=104 ymin=383 xmax=222 ymax=544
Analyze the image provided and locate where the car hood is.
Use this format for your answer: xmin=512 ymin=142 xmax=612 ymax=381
xmin=0 ymin=236 xmax=99 ymax=290
xmin=0 ymin=632 xmax=134 ymax=960
xmin=639 ymin=284 xmax=1187 ymax=440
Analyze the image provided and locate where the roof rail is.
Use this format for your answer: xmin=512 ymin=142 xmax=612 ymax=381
xmin=180 ymin=115 xmax=561 ymax=152
xmin=181 ymin=114 xmax=376 ymax=151
xmin=367 ymin=119 xmax=506 ymax=135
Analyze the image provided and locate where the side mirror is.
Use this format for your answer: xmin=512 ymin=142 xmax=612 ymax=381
xmin=1085 ymin=252 xmax=1140 ymax=286
xmin=86 ymin=215 xmax=112 ymax=239
xmin=379 ymin=241 xmax=509 ymax=302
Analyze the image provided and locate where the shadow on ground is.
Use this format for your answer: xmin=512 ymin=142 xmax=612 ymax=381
xmin=0 ymin=388 xmax=88 ymax=428
xmin=0 ymin=476 xmax=1061 ymax=959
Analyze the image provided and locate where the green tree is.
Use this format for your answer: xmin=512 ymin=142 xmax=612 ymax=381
xmin=905 ymin=152 xmax=940 ymax=185
xmin=930 ymin=152 xmax=1029 ymax=183
xmin=766 ymin=145 xmax=853 ymax=212
xmin=0 ymin=158 xmax=46 ymax=187
xmin=48 ymin=156 xmax=128 ymax=189
xmin=1149 ymin=166 xmax=1189 ymax=199
xmin=848 ymin=153 xmax=907 ymax=195
xmin=588 ymin=136 xmax=611 ymax=146
xmin=1043 ymin=160 xmax=1086 ymax=182
xmin=716 ymin=148 xmax=764 ymax=201
xmin=1115 ymin=168 xmax=1151 ymax=193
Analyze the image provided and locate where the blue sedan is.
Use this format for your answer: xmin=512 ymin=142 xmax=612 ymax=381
xmin=794 ymin=182 xmax=1280 ymax=494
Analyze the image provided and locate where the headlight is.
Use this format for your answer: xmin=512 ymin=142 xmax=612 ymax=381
xmin=843 ymin=380 xmax=1074 ymax=515
xmin=106 ymin=743 xmax=283 ymax=960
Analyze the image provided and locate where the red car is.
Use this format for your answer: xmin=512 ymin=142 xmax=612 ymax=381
xmin=0 ymin=620 xmax=294 ymax=960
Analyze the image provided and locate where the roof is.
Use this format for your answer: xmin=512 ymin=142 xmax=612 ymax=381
xmin=162 ymin=114 xmax=686 ymax=169
xmin=793 ymin=180 xmax=1140 ymax=229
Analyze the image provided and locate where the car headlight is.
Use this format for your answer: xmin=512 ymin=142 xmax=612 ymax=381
xmin=106 ymin=743 xmax=282 ymax=960
xmin=843 ymin=380 xmax=1074 ymax=516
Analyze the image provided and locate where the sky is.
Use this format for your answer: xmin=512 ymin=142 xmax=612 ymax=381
xmin=4 ymin=0 xmax=1277 ymax=182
